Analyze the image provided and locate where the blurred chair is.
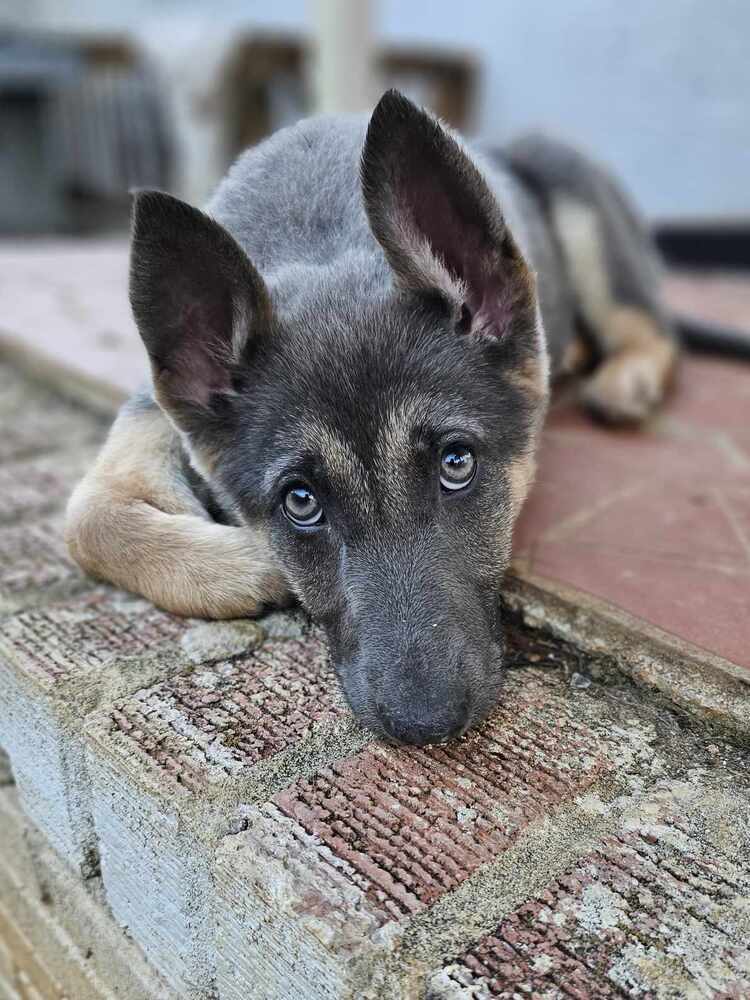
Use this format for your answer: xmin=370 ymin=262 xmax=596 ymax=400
xmin=222 ymin=33 xmax=477 ymax=163
xmin=0 ymin=32 xmax=172 ymax=235
xmin=0 ymin=27 xmax=475 ymax=234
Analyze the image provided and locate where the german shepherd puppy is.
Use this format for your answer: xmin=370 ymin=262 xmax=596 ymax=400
xmin=65 ymin=90 xmax=679 ymax=746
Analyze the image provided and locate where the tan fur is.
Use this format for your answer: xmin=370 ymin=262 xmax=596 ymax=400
xmin=504 ymin=342 xmax=548 ymax=519
xmin=375 ymin=398 xmax=422 ymax=508
xmin=513 ymin=299 xmax=552 ymax=407
xmin=506 ymin=451 xmax=538 ymax=519
xmin=582 ymin=307 xmax=678 ymax=423
xmin=300 ymin=420 xmax=368 ymax=494
xmin=551 ymin=195 xmax=677 ymax=423
xmin=65 ymin=404 xmax=290 ymax=619
xmin=551 ymin=197 xmax=613 ymax=332
xmin=505 ymin=351 xmax=550 ymax=405
xmin=559 ymin=334 xmax=593 ymax=375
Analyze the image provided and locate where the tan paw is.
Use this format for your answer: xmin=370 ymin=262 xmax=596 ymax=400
xmin=581 ymin=349 xmax=674 ymax=424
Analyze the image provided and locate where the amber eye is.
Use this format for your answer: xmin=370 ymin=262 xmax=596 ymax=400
xmin=440 ymin=445 xmax=476 ymax=491
xmin=282 ymin=485 xmax=324 ymax=527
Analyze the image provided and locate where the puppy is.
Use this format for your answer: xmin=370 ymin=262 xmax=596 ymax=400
xmin=66 ymin=90 xmax=678 ymax=745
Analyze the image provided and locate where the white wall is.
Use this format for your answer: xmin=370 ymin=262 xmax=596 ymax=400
xmin=380 ymin=0 xmax=750 ymax=223
xmin=6 ymin=0 xmax=750 ymax=220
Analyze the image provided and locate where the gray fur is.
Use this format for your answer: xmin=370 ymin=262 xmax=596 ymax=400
xmin=207 ymin=115 xmax=579 ymax=371
xmin=503 ymin=133 xmax=671 ymax=338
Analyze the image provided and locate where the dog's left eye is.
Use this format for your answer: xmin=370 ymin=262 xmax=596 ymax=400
xmin=282 ymin=485 xmax=324 ymax=527
xmin=440 ymin=445 xmax=476 ymax=491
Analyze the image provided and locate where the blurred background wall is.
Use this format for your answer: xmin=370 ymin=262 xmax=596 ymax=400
xmin=1 ymin=0 xmax=748 ymax=234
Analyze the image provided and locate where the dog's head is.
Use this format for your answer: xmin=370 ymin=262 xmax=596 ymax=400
xmin=129 ymin=91 xmax=549 ymax=745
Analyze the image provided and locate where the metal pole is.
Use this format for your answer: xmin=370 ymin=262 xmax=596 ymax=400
xmin=310 ymin=0 xmax=376 ymax=114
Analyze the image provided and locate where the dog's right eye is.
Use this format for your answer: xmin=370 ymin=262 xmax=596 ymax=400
xmin=439 ymin=444 xmax=476 ymax=491
xmin=282 ymin=485 xmax=324 ymax=527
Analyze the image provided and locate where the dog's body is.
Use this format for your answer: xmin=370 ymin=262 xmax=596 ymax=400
xmin=66 ymin=92 xmax=677 ymax=744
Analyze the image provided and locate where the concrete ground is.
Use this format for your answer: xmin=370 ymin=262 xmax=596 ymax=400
xmin=0 ymin=243 xmax=749 ymax=998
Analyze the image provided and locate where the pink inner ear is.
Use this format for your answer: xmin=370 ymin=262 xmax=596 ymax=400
xmin=163 ymin=296 xmax=236 ymax=407
xmin=404 ymin=178 xmax=524 ymax=339
xmin=405 ymin=178 xmax=485 ymax=280
xmin=471 ymin=274 xmax=529 ymax=339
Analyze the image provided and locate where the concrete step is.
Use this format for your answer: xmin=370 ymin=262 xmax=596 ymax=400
xmin=0 ymin=449 xmax=103 ymax=529
xmin=428 ymin=782 xmax=750 ymax=997
xmin=213 ymin=679 xmax=750 ymax=998
xmin=0 ymin=586 xmax=269 ymax=878
xmin=84 ymin=626 xmax=365 ymax=998
xmin=0 ymin=785 xmax=178 ymax=1000
xmin=84 ymin=633 xmax=750 ymax=998
xmin=0 ymin=363 xmax=106 ymax=467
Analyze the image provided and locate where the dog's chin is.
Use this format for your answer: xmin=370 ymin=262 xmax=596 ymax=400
xmin=331 ymin=658 xmax=383 ymax=737
xmin=464 ymin=651 xmax=507 ymax=737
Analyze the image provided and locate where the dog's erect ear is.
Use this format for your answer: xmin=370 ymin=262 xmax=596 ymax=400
xmin=361 ymin=90 xmax=534 ymax=339
xmin=129 ymin=190 xmax=271 ymax=423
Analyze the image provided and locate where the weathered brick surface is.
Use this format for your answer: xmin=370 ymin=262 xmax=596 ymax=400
xmin=86 ymin=626 xmax=715 ymax=1000
xmin=0 ymin=447 xmax=100 ymax=525
xmin=0 ymin=589 xmax=265 ymax=875
xmin=0 ymin=364 xmax=104 ymax=463
xmin=0 ymin=589 xmax=190 ymax=691
xmin=210 ymin=668 xmax=649 ymax=999
xmin=0 ymin=514 xmax=90 ymax=615
xmin=84 ymin=628 xmax=365 ymax=998
xmin=271 ymin=671 xmax=612 ymax=923
xmin=430 ymin=802 xmax=750 ymax=998
xmin=104 ymin=632 xmax=345 ymax=791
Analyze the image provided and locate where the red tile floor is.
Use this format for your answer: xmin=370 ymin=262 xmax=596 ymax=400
xmin=2 ymin=240 xmax=749 ymax=670
xmin=514 ymin=354 xmax=750 ymax=668
xmin=515 ymin=273 xmax=750 ymax=671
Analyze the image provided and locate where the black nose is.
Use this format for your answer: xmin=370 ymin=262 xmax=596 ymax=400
xmin=377 ymin=704 xmax=469 ymax=747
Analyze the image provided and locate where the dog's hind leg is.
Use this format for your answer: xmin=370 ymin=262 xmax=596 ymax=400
xmin=551 ymin=193 xmax=678 ymax=423
xmin=65 ymin=393 xmax=290 ymax=619
xmin=508 ymin=136 xmax=679 ymax=423
xmin=577 ymin=303 xmax=678 ymax=423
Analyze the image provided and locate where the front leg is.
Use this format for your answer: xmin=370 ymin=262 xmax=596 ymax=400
xmin=65 ymin=394 xmax=290 ymax=619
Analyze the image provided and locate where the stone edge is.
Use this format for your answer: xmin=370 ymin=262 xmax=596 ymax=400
xmin=505 ymin=569 xmax=750 ymax=741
